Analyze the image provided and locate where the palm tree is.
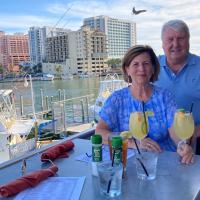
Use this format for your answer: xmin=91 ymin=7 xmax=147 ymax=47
xmin=106 ymin=58 xmax=121 ymax=69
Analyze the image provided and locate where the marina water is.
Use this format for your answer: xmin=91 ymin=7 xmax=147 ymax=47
xmin=0 ymin=77 xmax=101 ymax=113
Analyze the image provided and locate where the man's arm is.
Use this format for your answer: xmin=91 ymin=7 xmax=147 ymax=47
xmin=191 ymin=124 xmax=200 ymax=153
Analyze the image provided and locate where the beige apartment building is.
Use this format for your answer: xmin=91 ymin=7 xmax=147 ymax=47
xmin=46 ymin=34 xmax=69 ymax=63
xmin=75 ymin=25 xmax=108 ymax=75
xmin=0 ymin=31 xmax=29 ymax=73
xmin=43 ymin=25 xmax=108 ymax=76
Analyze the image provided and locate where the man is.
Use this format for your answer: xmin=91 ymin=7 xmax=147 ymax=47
xmin=155 ymin=19 xmax=200 ymax=153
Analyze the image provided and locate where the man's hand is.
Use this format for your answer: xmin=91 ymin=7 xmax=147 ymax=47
xmin=177 ymin=143 xmax=194 ymax=164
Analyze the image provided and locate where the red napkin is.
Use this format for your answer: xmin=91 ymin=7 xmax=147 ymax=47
xmin=41 ymin=140 xmax=74 ymax=161
xmin=0 ymin=165 xmax=58 ymax=197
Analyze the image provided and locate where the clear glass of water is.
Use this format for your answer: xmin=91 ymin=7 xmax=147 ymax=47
xmin=135 ymin=150 xmax=158 ymax=180
xmin=97 ymin=160 xmax=123 ymax=198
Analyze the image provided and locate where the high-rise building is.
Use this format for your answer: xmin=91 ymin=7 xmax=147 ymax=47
xmin=84 ymin=15 xmax=136 ymax=58
xmin=0 ymin=32 xmax=29 ymax=72
xmin=28 ymin=26 xmax=71 ymax=65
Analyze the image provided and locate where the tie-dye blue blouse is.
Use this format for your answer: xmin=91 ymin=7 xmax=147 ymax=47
xmin=99 ymin=85 xmax=177 ymax=151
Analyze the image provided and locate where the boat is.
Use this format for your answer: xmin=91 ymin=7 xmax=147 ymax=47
xmin=79 ymin=73 xmax=89 ymax=79
xmin=0 ymin=89 xmax=37 ymax=162
xmin=61 ymin=74 xmax=74 ymax=80
xmin=41 ymin=74 xmax=54 ymax=81
xmin=91 ymin=73 xmax=127 ymax=119
xmin=0 ymin=89 xmax=57 ymax=164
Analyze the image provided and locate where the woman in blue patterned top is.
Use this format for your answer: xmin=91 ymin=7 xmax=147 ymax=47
xmin=96 ymin=45 xmax=194 ymax=164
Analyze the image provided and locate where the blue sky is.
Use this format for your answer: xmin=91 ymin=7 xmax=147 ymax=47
xmin=1 ymin=0 xmax=200 ymax=54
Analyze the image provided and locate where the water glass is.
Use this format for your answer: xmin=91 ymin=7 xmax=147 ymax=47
xmin=135 ymin=150 xmax=158 ymax=180
xmin=97 ymin=160 xmax=123 ymax=198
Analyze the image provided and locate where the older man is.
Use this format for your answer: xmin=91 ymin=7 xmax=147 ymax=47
xmin=155 ymin=19 xmax=200 ymax=153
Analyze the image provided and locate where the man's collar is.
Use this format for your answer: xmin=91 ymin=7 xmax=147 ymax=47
xmin=160 ymin=53 xmax=194 ymax=69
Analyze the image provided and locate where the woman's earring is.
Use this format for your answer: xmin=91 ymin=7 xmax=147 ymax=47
xmin=128 ymin=75 xmax=131 ymax=85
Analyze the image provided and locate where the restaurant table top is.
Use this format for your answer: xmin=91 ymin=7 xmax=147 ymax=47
xmin=1 ymin=138 xmax=200 ymax=200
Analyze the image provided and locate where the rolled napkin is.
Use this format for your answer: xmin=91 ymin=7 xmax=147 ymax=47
xmin=41 ymin=140 xmax=74 ymax=161
xmin=0 ymin=165 xmax=58 ymax=197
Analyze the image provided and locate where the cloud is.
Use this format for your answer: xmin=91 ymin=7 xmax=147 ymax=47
xmin=1 ymin=0 xmax=200 ymax=54
xmin=0 ymin=15 xmax=57 ymax=32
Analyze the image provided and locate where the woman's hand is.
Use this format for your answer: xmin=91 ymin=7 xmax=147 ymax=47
xmin=177 ymin=143 xmax=194 ymax=164
xmin=140 ymin=137 xmax=162 ymax=152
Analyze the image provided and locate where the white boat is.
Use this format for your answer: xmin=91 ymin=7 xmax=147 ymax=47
xmin=41 ymin=74 xmax=54 ymax=81
xmin=78 ymin=72 xmax=95 ymax=79
xmin=0 ymin=89 xmax=37 ymax=163
xmin=79 ymin=73 xmax=89 ymax=79
xmin=91 ymin=73 xmax=127 ymax=119
xmin=61 ymin=74 xmax=74 ymax=80
xmin=0 ymin=89 xmax=56 ymax=164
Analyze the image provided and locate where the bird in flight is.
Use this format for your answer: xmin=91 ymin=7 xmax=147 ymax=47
xmin=132 ymin=6 xmax=146 ymax=15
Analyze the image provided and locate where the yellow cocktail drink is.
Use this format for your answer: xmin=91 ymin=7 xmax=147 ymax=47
xmin=129 ymin=112 xmax=149 ymax=140
xmin=173 ymin=111 xmax=194 ymax=140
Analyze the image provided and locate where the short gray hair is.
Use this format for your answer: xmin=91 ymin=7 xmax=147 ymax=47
xmin=161 ymin=19 xmax=190 ymax=39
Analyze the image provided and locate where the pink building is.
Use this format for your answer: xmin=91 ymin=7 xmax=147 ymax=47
xmin=0 ymin=31 xmax=30 ymax=73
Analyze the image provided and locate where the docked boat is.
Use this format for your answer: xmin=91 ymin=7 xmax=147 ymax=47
xmin=61 ymin=74 xmax=74 ymax=80
xmin=0 ymin=89 xmax=57 ymax=164
xmin=41 ymin=74 xmax=54 ymax=81
xmin=91 ymin=73 xmax=127 ymax=119
xmin=0 ymin=89 xmax=37 ymax=162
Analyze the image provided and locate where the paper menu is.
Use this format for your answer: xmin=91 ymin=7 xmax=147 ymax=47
xmin=14 ymin=177 xmax=85 ymax=200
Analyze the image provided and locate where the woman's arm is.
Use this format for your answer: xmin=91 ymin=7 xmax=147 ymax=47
xmin=95 ymin=119 xmax=111 ymax=144
xmin=96 ymin=119 xmax=137 ymax=149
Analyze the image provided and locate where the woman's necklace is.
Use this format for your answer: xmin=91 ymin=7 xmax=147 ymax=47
xmin=130 ymin=84 xmax=152 ymax=102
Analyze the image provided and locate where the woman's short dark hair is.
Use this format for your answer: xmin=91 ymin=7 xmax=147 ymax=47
xmin=122 ymin=45 xmax=160 ymax=83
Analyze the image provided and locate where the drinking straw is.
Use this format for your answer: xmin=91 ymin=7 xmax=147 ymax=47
xmin=142 ymin=101 xmax=148 ymax=134
xmin=132 ymin=137 xmax=149 ymax=177
xmin=107 ymin=150 xmax=115 ymax=193
xmin=136 ymin=157 xmax=149 ymax=177
xmin=111 ymin=149 xmax=115 ymax=167
xmin=190 ymin=103 xmax=194 ymax=113
xmin=133 ymin=137 xmax=141 ymax=154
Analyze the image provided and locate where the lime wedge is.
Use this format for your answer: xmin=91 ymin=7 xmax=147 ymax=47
xmin=120 ymin=131 xmax=132 ymax=139
xmin=145 ymin=111 xmax=154 ymax=117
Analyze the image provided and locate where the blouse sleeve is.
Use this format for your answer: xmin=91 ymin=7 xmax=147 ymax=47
xmin=99 ymin=93 xmax=119 ymax=131
xmin=164 ymin=90 xmax=177 ymax=128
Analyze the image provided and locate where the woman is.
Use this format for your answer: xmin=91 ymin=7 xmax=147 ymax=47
xmin=96 ymin=45 xmax=194 ymax=164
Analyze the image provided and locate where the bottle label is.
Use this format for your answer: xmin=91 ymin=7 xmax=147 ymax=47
xmin=113 ymin=148 xmax=122 ymax=164
xmin=92 ymin=146 xmax=102 ymax=162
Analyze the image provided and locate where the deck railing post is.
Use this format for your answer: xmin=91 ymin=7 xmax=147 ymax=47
xmin=80 ymin=99 xmax=85 ymax=123
xmin=58 ymin=89 xmax=62 ymax=101
xmin=45 ymin=96 xmax=49 ymax=110
xmin=62 ymin=101 xmax=66 ymax=132
xmin=51 ymin=102 xmax=56 ymax=135
xmin=50 ymin=96 xmax=54 ymax=104
xmin=63 ymin=89 xmax=66 ymax=100
xmin=71 ymin=101 xmax=75 ymax=123
xmin=20 ymin=95 xmax=24 ymax=116
xmin=86 ymin=96 xmax=89 ymax=123
xmin=40 ymin=89 xmax=44 ymax=111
